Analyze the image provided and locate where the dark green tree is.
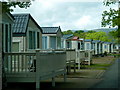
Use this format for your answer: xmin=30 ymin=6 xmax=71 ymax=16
xmin=102 ymin=0 xmax=120 ymax=42
xmin=87 ymin=30 xmax=96 ymax=33
xmin=74 ymin=30 xmax=84 ymax=34
xmin=108 ymin=30 xmax=118 ymax=43
xmin=85 ymin=31 xmax=111 ymax=42
xmin=63 ymin=30 xmax=73 ymax=35
xmin=1 ymin=1 xmax=32 ymax=13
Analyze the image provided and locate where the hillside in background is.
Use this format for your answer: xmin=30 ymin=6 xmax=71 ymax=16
xmin=93 ymin=28 xmax=117 ymax=33
xmin=63 ymin=28 xmax=118 ymax=42
xmin=71 ymin=28 xmax=117 ymax=33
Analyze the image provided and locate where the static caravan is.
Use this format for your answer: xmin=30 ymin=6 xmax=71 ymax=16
xmin=99 ymin=41 xmax=104 ymax=55
xmin=41 ymin=26 xmax=62 ymax=49
xmin=109 ymin=42 xmax=114 ymax=53
xmin=84 ymin=39 xmax=92 ymax=51
xmin=114 ymin=43 xmax=120 ymax=50
xmin=70 ymin=36 xmax=84 ymax=50
xmin=12 ymin=14 xmax=42 ymax=52
xmin=79 ymin=38 xmax=84 ymax=50
xmin=92 ymin=40 xmax=101 ymax=55
xmin=63 ymin=36 xmax=84 ymax=50
xmin=62 ymin=34 xmax=73 ymax=49
xmin=110 ymin=42 xmax=114 ymax=53
xmin=65 ymin=36 xmax=86 ymax=65
xmin=1 ymin=12 xmax=14 ymax=90
xmin=113 ymin=43 xmax=120 ymax=53
xmin=102 ymin=42 xmax=111 ymax=53
xmin=1 ymin=12 xmax=14 ymax=53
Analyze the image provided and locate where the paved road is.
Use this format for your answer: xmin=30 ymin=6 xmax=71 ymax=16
xmin=92 ymin=57 xmax=120 ymax=88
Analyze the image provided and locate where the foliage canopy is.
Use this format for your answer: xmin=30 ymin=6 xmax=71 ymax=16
xmin=1 ymin=1 xmax=32 ymax=13
xmin=102 ymin=0 xmax=120 ymax=39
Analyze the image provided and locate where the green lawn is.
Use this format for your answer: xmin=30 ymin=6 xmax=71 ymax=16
xmin=81 ymin=63 xmax=112 ymax=70
xmin=71 ymin=63 xmax=113 ymax=70
xmin=110 ymin=53 xmax=120 ymax=57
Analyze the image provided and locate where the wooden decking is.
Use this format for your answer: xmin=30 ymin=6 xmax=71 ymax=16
xmin=3 ymin=49 xmax=93 ymax=89
xmin=4 ymin=51 xmax=66 ymax=89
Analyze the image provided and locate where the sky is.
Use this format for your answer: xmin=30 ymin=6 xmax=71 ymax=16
xmin=11 ymin=0 xmax=118 ymax=31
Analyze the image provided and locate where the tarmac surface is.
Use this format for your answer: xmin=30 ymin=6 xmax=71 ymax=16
xmin=92 ymin=57 xmax=120 ymax=89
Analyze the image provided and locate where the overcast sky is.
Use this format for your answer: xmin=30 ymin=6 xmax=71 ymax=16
xmin=11 ymin=0 xmax=118 ymax=31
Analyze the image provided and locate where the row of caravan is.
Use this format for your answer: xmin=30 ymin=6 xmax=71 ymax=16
xmin=2 ymin=13 xmax=119 ymax=56
xmin=2 ymin=11 xmax=119 ymax=90
xmin=62 ymin=34 xmax=119 ymax=56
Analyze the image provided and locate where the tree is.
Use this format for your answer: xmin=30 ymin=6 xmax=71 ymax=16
xmin=108 ymin=30 xmax=118 ymax=43
xmin=73 ymin=30 xmax=85 ymax=38
xmin=85 ymin=31 xmax=111 ymax=42
xmin=102 ymin=0 xmax=120 ymax=42
xmin=73 ymin=32 xmax=86 ymax=39
xmin=63 ymin=30 xmax=73 ymax=35
xmin=87 ymin=30 xmax=96 ymax=33
xmin=109 ymin=30 xmax=118 ymax=38
xmin=74 ymin=30 xmax=84 ymax=34
xmin=1 ymin=1 xmax=32 ymax=13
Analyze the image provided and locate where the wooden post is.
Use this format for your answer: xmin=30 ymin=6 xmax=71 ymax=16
xmin=78 ymin=50 xmax=81 ymax=69
xmin=74 ymin=60 xmax=76 ymax=73
xmin=78 ymin=62 xmax=81 ymax=69
xmin=68 ymin=62 xmax=71 ymax=74
xmin=52 ymin=77 xmax=55 ymax=87
xmin=64 ymin=67 xmax=67 ymax=82
xmin=88 ymin=51 xmax=91 ymax=65
xmin=36 ymin=52 xmax=40 ymax=90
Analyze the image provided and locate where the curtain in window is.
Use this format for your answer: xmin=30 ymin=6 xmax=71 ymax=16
xmin=9 ymin=24 xmax=11 ymax=52
xmin=57 ymin=37 xmax=61 ymax=49
xmin=42 ymin=36 xmax=47 ymax=49
xmin=86 ymin=43 xmax=90 ymax=50
xmin=29 ymin=31 xmax=36 ymax=49
xmin=104 ymin=45 xmax=107 ymax=49
xmin=29 ymin=31 xmax=32 ymax=49
xmin=37 ymin=32 xmax=40 ymax=48
xmin=5 ymin=24 xmax=8 ymax=52
xmin=33 ymin=31 xmax=35 ymax=49
xmin=50 ymin=36 xmax=56 ymax=49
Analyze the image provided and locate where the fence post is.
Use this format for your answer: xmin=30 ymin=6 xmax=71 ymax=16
xmin=64 ymin=67 xmax=67 ymax=82
xmin=88 ymin=51 xmax=91 ymax=65
xmin=78 ymin=50 xmax=81 ymax=69
xmin=36 ymin=52 xmax=40 ymax=90
xmin=52 ymin=77 xmax=55 ymax=87
xmin=74 ymin=60 xmax=76 ymax=73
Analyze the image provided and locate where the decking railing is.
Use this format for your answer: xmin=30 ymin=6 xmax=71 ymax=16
xmin=36 ymin=49 xmax=76 ymax=62
xmin=36 ymin=49 xmax=76 ymax=73
xmin=84 ymin=50 xmax=93 ymax=65
xmin=76 ymin=50 xmax=85 ymax=69
xmin=4 ymin=52 xmax=36 ymax=73
xmin=4 ymin=51 xmax=66 ymax=89
xmin=65 ymin=49 xmax=76 ymax=73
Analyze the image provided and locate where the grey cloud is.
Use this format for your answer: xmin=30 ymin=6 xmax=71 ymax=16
xmin=12 ymin=1 xmax=117 ymax=31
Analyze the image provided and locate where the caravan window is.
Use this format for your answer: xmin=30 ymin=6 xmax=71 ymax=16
xmin=29 ymin=31 xmax=36 ymax=49
xmin=86 ymin=43 xmax=90 ymax=50
xmin=37 ymin=32 xmax=40 ymax=48
xmin=104 ymin=45 xmax=107 ymax=49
